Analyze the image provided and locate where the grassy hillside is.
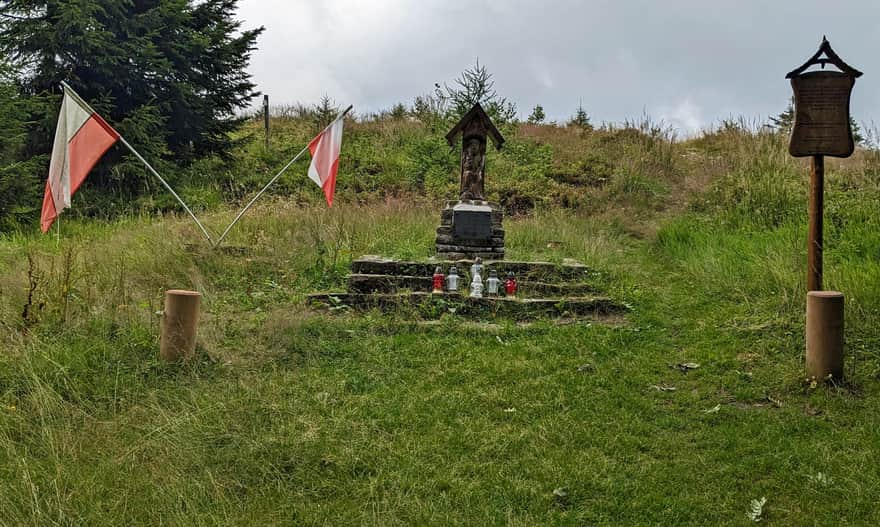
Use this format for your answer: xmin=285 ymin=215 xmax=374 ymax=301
xmin=2 ymin=118 xmax=880 ymax=525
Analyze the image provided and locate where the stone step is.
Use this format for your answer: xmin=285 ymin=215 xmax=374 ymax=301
xmin=348 ymin=273 xmax=430 ymax=293
xmin=436 ymin=244 xmax=505 ymax=253
xmin=440 ymin=208 xmax=503 ymax=224
xmin=347 ymin=273 xmax=598 ymax=296
xmin=351 ymin=256 xmax=594 ymax=281
xmin=436 ymin=225 xmax=505 ymax=237
xmin=307 ymin=292 xmax=627 ymax=320
xmin=435 ymin=235 xmax=505 ymax=246
xmin=443 ymin=200 xmax=501 ymax=209
xmin=434 ymin=252 xmax=503 ymax=261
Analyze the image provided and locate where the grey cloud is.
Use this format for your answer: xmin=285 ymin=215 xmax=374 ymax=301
xmin=238 ymin=0 xmax=880 ymax=133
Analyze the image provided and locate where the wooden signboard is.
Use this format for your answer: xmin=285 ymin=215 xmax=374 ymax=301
xmin=789 ymin=71 xmax=856 ymax=157
xmin=785 ymin=37 xmax=862 ymax=292
xmin=786 ymin=37 xmax=862 ymax=158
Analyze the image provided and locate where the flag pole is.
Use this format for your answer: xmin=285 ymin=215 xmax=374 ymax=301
xmin=213 ymin=105 xmax=352 ymax=247
xmin=59 ymin=81 xmax=214 ymax=244
xmin=115 ymin=135 xmax=213 ymax=243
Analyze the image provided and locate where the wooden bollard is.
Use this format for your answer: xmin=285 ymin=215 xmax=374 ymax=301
xmin=160 ymin=290 xmax=201 ymax=362
xmin=806 ymin=291 xmax=844 ymax=380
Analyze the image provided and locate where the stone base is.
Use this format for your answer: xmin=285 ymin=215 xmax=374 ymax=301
xmin=306 ymin=256 xmax=626 ymax=322
xmin=347 ymin=272 xmax=597 ymax=296
xmin=435 ymin=200 xmax=505 ymax=260
xmin=307 ymin=292 xmax=626 ymax=321
xmin=351 ymin=256 xmax=594 ymax=281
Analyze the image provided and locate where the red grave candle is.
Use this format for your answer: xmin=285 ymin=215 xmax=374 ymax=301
xmin=504 ymin=272 xmax=518 ymax=297
xmin=432 ymin=266 xmax=445 ymax=294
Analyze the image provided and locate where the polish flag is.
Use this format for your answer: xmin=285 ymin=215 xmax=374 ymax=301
xmin=307 ymin=118 xmax=344 ymax=207
xmin=40 ymin=86 xmax=120 ymax=232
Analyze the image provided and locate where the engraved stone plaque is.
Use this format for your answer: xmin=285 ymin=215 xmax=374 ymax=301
xmin=452 ymin=203 xmax=492 ymax=241
xmin=789 ymin=71 xmax=856 ymax=158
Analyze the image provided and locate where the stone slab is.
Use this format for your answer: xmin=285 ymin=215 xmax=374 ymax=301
xmin=347 ymin=274 xmax=597 ymax=296
xmin=307 ymin=292 xmax=627 ymax=320
xmin=452 ymin=206 xmax=493 ymax=242
xmin=351 ymin=257 xmax=593 ymax=281
xmin=348 ymin=273 xmax=431 ymax=294
xmin=441 ymin=208 xmax=503 ymax=224
xmin=436 ymin=243 xmax=504 ymax=252
xmin=435 ymin=235 xmax=505 ymax=246
xmin=437 ymin=226 xmax=504 ymax=237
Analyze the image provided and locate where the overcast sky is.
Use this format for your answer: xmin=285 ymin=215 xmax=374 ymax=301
xmin=235 ymin=0 xmax=880 ymax=135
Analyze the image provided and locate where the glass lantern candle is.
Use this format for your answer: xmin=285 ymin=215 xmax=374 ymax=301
xmin=469 ymin=268 xmax=483 ymax=298
xmin=432 ymin=266 xmax=445 ymax=294
xmin=446 ymin=266 xmax=460 ymax=292
xmin=486 ymin=269 xmax=500 ymax=296
xmin=469 ymin=257 xmax=483 ymax=282
xmin=504 ymin=271 xmax=518 ymax=297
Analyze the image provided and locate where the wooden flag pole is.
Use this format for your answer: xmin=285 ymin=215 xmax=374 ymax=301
xmin=264 ymin=94 xmax=270 ymax=150
xmin=807 ymin=155 xmax=824 ymax=291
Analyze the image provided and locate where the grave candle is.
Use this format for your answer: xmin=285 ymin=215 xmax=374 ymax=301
xmin=470 ymin=257 xmax=483 ymax=281
xmin=486 ymin=269 xmax=500 ymax=296
xmin=432 ymin=266 xmax=445 ymax=294
xmin=504 ymin=271 xmax=518 ymax=297
xmin=470 ymin=268 xmax=483 ymax=298
xmin=446 ymin=266 xmax=460 ymax=292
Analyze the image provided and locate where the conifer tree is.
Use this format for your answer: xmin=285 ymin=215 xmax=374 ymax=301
xmin=770 ymin=96 xmax=863 ymax=145
xmin=568 ymin=103 xmax=593 ymax=130
xmin=527 ymin=105 xmax=546 ymax=124
xmin=0 ymin=62 xmax=44 ymax=229
xmin=0 ymin=0 xmax=263 ymax=189
xmin=436 ymin=60 xmax=517 ymax=124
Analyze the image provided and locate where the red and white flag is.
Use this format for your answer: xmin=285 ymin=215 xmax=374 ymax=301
xmin=307 ymin=118 xmax=344 ymax=207
xmin=40 ymin=86 xmax=120 ymax=232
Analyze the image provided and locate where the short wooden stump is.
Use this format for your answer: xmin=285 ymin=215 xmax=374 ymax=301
xmin=806 ymin=291 xmax=844 ymax=380
xmin=160 ymin=289 xmax=201 ymax=362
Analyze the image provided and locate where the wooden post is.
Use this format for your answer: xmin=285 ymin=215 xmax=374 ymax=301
xmin=806 ymin=291 xmax=844 ymax=379
xmin=807 ymin=155 xmax=824 ymax=291
xmin=263 ymin=94 xmax=270 ymax=150
xmin=160 ymin=290 xmax=201 ymax=362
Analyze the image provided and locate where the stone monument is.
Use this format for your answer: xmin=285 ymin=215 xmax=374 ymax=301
xmin=435 ymin=103 xmax=506 ymax=260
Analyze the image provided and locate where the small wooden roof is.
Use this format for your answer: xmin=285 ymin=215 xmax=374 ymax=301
xmin=786 ymin=36 xmax=863 ymax=79
xmin=445 ymin=103 xmax=505 ymax=149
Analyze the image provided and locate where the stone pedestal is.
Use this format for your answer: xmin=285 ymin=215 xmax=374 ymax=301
xmin=435 ymin=200 xmax=505 ymax=260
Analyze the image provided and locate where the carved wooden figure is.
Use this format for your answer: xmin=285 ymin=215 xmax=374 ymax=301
xmin=445 ymin=103 xmax=505 ymax=201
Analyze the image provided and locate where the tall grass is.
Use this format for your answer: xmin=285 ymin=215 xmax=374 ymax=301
xmin=3 ymin=116 xmax=880 ymax=524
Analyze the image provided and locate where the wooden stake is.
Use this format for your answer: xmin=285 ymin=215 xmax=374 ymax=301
xmin=263 ymin=94 xmax=270 ymax=151
xmin=160 ymin=290 xmax=201 ymax=362
xmin=807 ymin=155 xmax=824 ymax=291
xmin=806 ymin=291 xmax=844 ymax=380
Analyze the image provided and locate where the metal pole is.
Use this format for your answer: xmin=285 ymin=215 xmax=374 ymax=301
xmin=214 ymin=105 xmax=353 ymax=247
xmin=263 ymin=94 xmax=270 ymax=150
xmin=807 ymin=154 xmax=824 ymax=291
xmin=214 ymin=143 xmax=311 ymax=247
xmin=117 ymin=136 xmax=214 ymax=243
xmin=60 ymin=81 xmax=214 ymax=243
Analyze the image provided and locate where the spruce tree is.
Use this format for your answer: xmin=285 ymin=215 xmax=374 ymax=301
xmin=0 ymin=0 xmax=263 ymax=192
xmin=436 ymin=60 xmax=517 ymax=124
xmin=0 ymin=62 xmax=45 ymax=230
xmin=568 ymin=103 xmax=592 ymax=130
xmin=527 ymin=105 xmax=545 ymax=124
xmin=770 ymin=96 xmax=863 ymax=145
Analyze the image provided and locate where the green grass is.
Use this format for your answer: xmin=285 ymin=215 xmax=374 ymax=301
xmin=2 ymin=124 xmax=880 ymax=525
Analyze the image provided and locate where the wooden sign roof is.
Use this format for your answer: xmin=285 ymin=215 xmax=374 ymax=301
xmin=445 ymin=103 xmax=505 ymax=149
xmin=786 ymin=36 xmax=863 ymax=79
